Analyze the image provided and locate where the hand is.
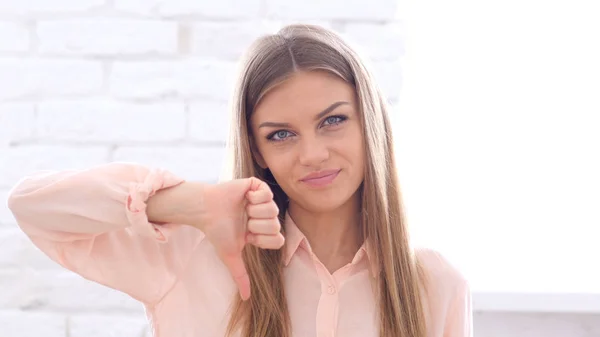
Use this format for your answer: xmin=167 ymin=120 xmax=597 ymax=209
xmin=199 ymin=177 xmax=284 ymax=301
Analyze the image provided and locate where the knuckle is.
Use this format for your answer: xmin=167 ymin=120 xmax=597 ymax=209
xmin=255 ymin=191 xmax=266 ymax=203
xmin=252 ymin=235 xmax=264 ymax=246
xmin=247 ymin=219 xmax=258 ymax=232
xmin=271 ymin=203 xmax=279 ymax=216
xmin=269 ymin=220 xmax=281 ymax=233
xmin=276 ymin=234 xmax=285 ymax=247
xmin=251 ymin=192 xmax=262 ymax=203
xmin=262 ymin=189 xmax=273 ymax=202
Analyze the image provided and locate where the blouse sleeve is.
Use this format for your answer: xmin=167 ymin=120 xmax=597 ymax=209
xmin=7 ymin=162 xmax=205 ymax=305
xmin=444 ymin=278 xmax=473 ymax=337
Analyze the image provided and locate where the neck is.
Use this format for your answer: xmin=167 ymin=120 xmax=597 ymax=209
xmin=287 ymin=191 xmax=363 ymax=273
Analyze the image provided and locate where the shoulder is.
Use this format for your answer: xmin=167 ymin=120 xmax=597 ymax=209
xmin=415 ymin=247 xmax=474 ymax=335
xmin=414 ymin=247 xmax=470 ymax=297
xmin=414 ymin=247 xmax=467 ymax=284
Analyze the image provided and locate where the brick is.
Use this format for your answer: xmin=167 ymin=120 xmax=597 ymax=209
xmin=0 ymin=103 xmax=35 ymax=146
xmin=0 ymin=146 xmax=109 ymax=189
xmin=0 ymin=228 xmax=64 ymax=269
xmin=38 ymin=19 xmax=178 ymax=56
xmin=343 ymin=22 xmax=405 ymax=60
xmin=115 ymin=0 xmax=260 ymax=18
xmin=0 ymin=59 xmax=103 ymax=100
xmin=265 ymin=0 xmax=398 ymax=20
xmin=110 ymin=60 xmax=237 ymax=100
xmin=69 ymin=314 xmax=148 ymax=337
xmin=0 ymin=22 xmax=29 ymax=52
xmin=37 ymin=100 xmax=186 ymax=142
xmin=191 ymin=21 xmax=280 ymax=59
xmin=188 ymin=100 xmax=230 ymax=142
xmin=113 ymin=146 xmax=226 ymax=182
xmin=0 ymin=310 xmax=65 ymax=337
xmin=0 ymin=0 xmax=105 ymax=15
xmin=0 ymin=269 xmax=142 ymax=312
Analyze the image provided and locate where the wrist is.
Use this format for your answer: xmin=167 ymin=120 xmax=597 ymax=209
xmin=147 ymin=181 xmax=208 ymax=227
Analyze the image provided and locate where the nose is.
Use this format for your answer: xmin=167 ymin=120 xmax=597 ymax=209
xmin=298 ymin=135 xmax=329 ymax=167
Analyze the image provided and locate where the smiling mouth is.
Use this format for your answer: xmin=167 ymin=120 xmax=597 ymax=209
xmin=300 ymin=169 xmax=341 ymax=187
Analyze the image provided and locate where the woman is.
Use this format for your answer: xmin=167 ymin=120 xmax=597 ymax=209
xmin=8 ymin=24 xmax=471 ymax=337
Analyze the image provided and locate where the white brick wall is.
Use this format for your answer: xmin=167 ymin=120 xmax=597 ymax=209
xmin=263 ymin=0 xmax=398 ymax=20
xmin=0 ymin=0 xmax=105 ymax=15
xmin=0 ymin=1 xmax=597 ymax=336
xmin=0 ymin=310 xmax=66 ymax=337
xmin=109 ymin=60 xmax=238 ymax=100
xmin=190 ymin=22 xmax=281 ymax=59
xmin=0 ymin=146 xmax=109 ymax=188
xmin=0 ymin=103 xmax=35 ymax=146
xmin=0 ymin=59 xmax=103 ymax=100
xmin=37 ymin=100 xmax=187 ymax=142
xmin=0 ymin=22 xmax=30 ymax=52
xmin=37 ymin=19 xmax=179 ymax=56
xmin=114 ymin=0 xmax=262 ymax=18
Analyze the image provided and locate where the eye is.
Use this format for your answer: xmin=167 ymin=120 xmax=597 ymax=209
xmin=322 ymin=115 xmax=347 ymax=126
xmin=268 ymin=130 xmax=293 ymax=141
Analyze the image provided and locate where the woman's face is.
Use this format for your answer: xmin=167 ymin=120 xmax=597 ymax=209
xmin=251 ymin=70 xmax=365 ymax=213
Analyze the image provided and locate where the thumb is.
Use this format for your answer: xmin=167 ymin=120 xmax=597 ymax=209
xmin=225 ymin=177 xmax=262 ymax=199
xmin=221 ymin=253 xmax=251 ymax=301
xmin=247 ymin=176 xmax=268 ymax=193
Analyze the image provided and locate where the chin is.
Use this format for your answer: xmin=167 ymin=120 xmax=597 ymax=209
xmin=304 ymin=200 xmax=344 ymax=213
xmin=298 ymin=188 xmax=359 ymax=213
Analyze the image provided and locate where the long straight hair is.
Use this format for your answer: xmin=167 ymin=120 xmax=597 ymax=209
xmin=224 ymin=24 xmax=428 ymax=337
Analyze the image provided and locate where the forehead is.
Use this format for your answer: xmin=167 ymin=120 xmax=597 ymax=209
xmin=252 ymin=71 xmax=356 ymax=123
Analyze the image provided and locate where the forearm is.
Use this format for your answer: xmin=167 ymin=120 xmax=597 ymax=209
xmin=146 ymin=180 xmax=207 ymax=228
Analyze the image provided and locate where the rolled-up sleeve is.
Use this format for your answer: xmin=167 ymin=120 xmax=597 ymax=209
xmin=8 ymin=162 xmax=205 ymax=305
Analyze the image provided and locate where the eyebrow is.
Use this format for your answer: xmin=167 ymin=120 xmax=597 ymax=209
xmin=258 ymin=101 xmax=350 ymax=129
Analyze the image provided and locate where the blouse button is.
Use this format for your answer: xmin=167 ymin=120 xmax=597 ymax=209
xmin=327 ymin=285 xmax=336 ymax=294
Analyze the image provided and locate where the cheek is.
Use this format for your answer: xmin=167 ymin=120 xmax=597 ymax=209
xmin=261 ymin=147 xmax=295 ymax=180
xmin=337 ymin=124 xmax=365 ymax=162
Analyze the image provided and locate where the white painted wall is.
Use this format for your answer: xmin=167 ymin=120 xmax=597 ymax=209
xmin=0 ymin=0 xmax=598 ymax=336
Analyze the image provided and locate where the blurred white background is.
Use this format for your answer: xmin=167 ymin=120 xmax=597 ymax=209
xmin=1 ymin=0 xmax=599 ymax=336
xmin=397 ymin=0 xmax=600 ymax=298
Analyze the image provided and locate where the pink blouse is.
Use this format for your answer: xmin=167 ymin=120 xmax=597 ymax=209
xmin=7 ymin=162 xmax=472 ymax=337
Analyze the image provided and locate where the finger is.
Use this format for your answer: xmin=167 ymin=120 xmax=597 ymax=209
xmin=247 ymin=233 xmax=285 ymax=250
xmin=247 ymin=176 xmax=267 ymax=192
xmin=246 ymin=187 xmax=273 ymax=205
xmin=221 ymin=254 xmax=251 ymax=301
xmin=248 ymin=177 xmax=276 ymax=197
xmin=246 ymin=202 xmax=279 ymax=219
xmin=247 ymin=218 xmax=281 ymax=235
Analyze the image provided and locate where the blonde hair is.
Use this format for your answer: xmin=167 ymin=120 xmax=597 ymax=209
xmin=224 ymin=24 xmax=428 ymax=337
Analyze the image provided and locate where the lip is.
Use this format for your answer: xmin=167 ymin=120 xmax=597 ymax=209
xmin=300 ymin=169 xmax=341 ymax=187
